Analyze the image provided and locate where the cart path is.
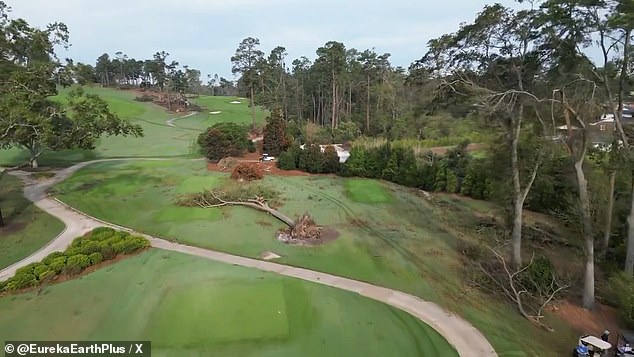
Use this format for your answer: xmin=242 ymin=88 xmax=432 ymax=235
xmin=1 ymin=158 xmax=497 ymax=357
xmin=165 ymin=111 xmax=197 ymax=127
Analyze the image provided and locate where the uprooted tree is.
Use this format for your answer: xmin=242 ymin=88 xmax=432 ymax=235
xmin=178 ymin=188 xmax=323 ymax=243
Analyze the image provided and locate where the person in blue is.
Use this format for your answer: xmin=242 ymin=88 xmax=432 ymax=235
xmin=573 ymin=344 xmax=589 ymax=357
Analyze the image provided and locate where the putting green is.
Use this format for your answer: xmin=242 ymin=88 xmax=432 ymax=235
xmin=0 ymin=250 xmax=457 ymax=356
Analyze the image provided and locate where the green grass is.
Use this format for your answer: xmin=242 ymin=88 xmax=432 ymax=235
xmin=191 ymin=95 xmax=268 ymax=126
xmin=0 ymin=249 xmax=456 ymax=356
xmin=54 ymin=159 xmax=579 ymax=356
xmin=344 ymin=178 xmax=393 ymax=203
xmin=0 ymin=87 xmax=266 ymax=166
xmin=0 ymin=175 xmax=64 ymax=269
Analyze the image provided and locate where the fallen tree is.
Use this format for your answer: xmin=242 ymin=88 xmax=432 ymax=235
xmin=471 ymin=247 xmax=570 ymax=332
xmin=178 ymin=189 xmax=324 ymax=243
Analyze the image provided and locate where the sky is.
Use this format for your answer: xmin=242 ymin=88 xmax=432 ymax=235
xmin=8 ymin=0 xmax=521 ymax=80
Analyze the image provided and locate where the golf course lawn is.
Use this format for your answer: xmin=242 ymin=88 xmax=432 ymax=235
xmin=0 ymin=87 xmax=266 ymax=166
xmin=53 ymin=159 xmax=579 ymax=356
xmin=0 ymin=249 xmax=457 ymax=357
xmin=0 ymin=175 xmax=64 ymax=269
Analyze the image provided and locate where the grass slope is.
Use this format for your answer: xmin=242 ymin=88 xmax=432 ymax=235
xmin=0 ymin=175 xmax=64 ymax=269
xmin=54 ymin=160 xmax=578 ymax=356
xmin=0 ymin=87 xmax=266 ymax=166
xmin=0 ymin=249 xmax=456 ymax=357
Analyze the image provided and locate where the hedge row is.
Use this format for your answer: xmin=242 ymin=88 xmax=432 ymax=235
xmin=0 ymin=227 xmax=149 ymax=292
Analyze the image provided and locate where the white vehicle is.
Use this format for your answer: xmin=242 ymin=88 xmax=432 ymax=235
xmin=260 ymin=154 xmax=275 ymax=162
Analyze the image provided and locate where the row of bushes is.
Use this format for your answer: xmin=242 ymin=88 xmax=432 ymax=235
xmin=278 ymin=144 xmax=340 ymax=174
xmin=277 ymin=140 xmax=575 ymax=213
xmin=0 ymin=228 xmax=149 ymax=292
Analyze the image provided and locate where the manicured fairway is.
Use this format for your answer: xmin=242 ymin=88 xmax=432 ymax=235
xmin=0 ymin=250 xmax=457 ymax=356
xmin=0 ymin=175 xmax=64 ymax=269
xmin=53 ymin=159 xmax=579 ymax=356
xmin=344 ymin=178 xmax=394 ymax=203
xmin=0 ymin=88 xmax=266 ymax=166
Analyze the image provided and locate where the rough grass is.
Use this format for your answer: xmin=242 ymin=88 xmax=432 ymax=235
xmin=0 ymin=249 xmax=456 ymax=356
xmin=0 ymin=87 xmax=266 ymax=166
xmin=0 ymin=175 xmax=64 ymax=269
xmin=54 ymin=159 xmax=579 ymax=356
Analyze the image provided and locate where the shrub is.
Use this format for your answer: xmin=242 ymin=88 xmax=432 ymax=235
xmin=322 ymin=146 xmax=340 ymax=174
xmin=198 ymin=122 xmax=250 ymax=161
xmin=231 ymin=162 xmax=264 ymax=181
xmin=78 ymin=240 xmax=101 ymax=255
xmin=15 ymin=263 xmax=39 ymax=276
xmin=42 ymin=251 xmax=66 ymax=265
xmin=277 ymin=151 xmax=297 ymax=170
xmin=64 ymin=254 xmax=91 ymax=275
xmin=89 ymin=252 xmax=103 ymax=265
xmin=262 ymin=109 xmax=290 ymax=156
xmin=298 ymin=144 xmax=323 ymax=174
xmin=134 ymin=94 xmax=154 ymax=102
xmin=99 ymin=242 xmax=116 ymax=260
xmin=33 ymin=265 xmax=51 ymax=279
xmin=119 ymin=236 xmax=149 ymax=254
xmin=49 ymin=257 xmax=67 ymax=274
xmin=38 ymin=270 xmax=55 ymax=282
xmin=247 ymin=140 xmax=256 ymax=153
xmin=6 ymin=273 xmax=37 ymax=290
xmin=519 ymin=256 xmax=557 ymax=295
xmin=89 ymin=227 xmax=116 ymax=239
xmin=609 ymin=272 xmax=634 ymax=328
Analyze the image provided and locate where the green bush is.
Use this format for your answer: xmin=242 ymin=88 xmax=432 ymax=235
xmin=64 ymin=254 xmax=92 ymax=275
xmin=38 ymin=270 xmax=55 ymax=282
xmin=42 ymin=251 xmax=66 ymax=265
xmin=33 ymin=265 xmax=51 ymax=279
xmin=277 ymin=151 xmax=297 ymax=170
xmin=6 ymin=273 xmax=37 ymax=290
xmin=49 ymin=257 xmax=67 ymax=274
xmin=99 ymin=243 xmax=116 ymax=260
xmin=15 ymin=263 xmax=39 ymax=276
xmin=89 ymin=252 xmax=103 ymax=265
xmin=0 ymin=228 xmax=149 ymax=291
xmin=609 ymin=272 xmax=634 ymax=328
xmin=78 ymin=240 xmax=101 ymax=255
xmin=197 ymin=122 xmax=250 ymax=161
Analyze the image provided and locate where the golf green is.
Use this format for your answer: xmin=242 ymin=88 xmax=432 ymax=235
xmin=0 ymin=250 xmax=457 ymax=356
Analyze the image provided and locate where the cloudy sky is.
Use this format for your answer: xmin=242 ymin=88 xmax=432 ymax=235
xmin=8 ymin=0 xmax=520 ymax=79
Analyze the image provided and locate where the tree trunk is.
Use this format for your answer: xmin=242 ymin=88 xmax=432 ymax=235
xmin=366 ymin=74 xmax=371 ymax=133
xmin=626 ymin=178 xmax=634 ymax=275
xmin=510 ymin=104 xmax=524 ymax=268
xmin=574 ymin=158 xmax=595 ymax=308
xmin=331 ymin=70 xmax=336 ymax=130
xmin=602 ymin=170 xmax=616 ymax=256
xmin=0 ymin=202 xmax=4 ymax=227
xmin=250 ymin=86 xmax=256 ymax=129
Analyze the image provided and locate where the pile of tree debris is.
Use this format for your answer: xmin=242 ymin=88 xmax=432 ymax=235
xmin=276 ymin=214 xmax=323 ymax=245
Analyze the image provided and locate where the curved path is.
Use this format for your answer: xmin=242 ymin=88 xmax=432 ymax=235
xmin=1 ymin=159 xmax=497 ymax=357
xmin=165 ymin=111 xmax=197 ymax=127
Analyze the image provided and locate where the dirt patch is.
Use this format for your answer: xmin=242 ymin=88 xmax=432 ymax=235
xmin=256 ymin=220 xmax=272 ymax=227
xmin=0 ymin=221 xmax=26 ymax=235
xmin=552 ymin=300 xmax=621 ymax=338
